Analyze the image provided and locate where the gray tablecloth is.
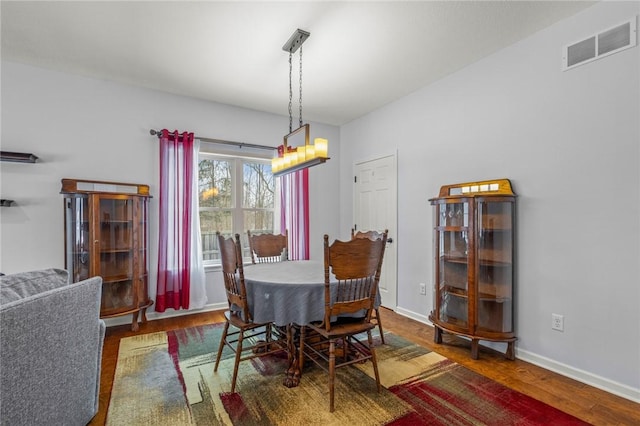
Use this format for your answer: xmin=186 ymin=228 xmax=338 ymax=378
xmin=243 ymin=260 xmax=381 ymax=327
xmin=243 ymin=260 xmax=331 ymax=326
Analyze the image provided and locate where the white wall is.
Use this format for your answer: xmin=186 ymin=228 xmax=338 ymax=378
xmin=1 ymin=62 xmax=340 ymax=312
xmin=340 ymin=1 xmax=639 ymax=400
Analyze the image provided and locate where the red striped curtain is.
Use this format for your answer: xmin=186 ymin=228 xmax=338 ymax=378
xmin=156 ymin=129 xmax=206 ymax=312
xmin=280 ymin=168 xmax=309 ymax=260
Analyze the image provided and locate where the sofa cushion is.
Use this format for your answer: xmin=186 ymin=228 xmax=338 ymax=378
xmin=0 ymin=268 xmax=69 ymax=305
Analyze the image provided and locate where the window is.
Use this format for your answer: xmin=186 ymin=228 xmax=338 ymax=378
xmin=198 ymin=152 xmax=277 ymax=264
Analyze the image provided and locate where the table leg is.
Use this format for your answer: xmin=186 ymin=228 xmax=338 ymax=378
xmin=283 ymin=324 xmax=301 ymax=387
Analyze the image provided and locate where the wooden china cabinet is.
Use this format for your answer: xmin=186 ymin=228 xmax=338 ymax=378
xmin=61 ymin=178 xmax=152 ymax=331
xmin=429 ymin=179 xmax=516 ymax=360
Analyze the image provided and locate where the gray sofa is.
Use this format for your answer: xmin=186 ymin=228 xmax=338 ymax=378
xmin=0 ymin=269 xmax=105 ymax=425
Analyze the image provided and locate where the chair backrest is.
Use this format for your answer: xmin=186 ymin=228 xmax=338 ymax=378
xmin=351 ymin=228 xmax=388 ymax=242
xmin=217 ymin=232 xmax=251 ymax=321
xmin=322 ymin=233 xmax=387 ymax=331
xmin=247 ymin=230 xmax=288 ymax=264
xmin=351 ymin=228 xmax=389 ymax=277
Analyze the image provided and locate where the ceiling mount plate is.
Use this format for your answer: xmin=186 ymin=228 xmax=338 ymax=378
xmin=282 ymin=29 xmax=310 ymax=53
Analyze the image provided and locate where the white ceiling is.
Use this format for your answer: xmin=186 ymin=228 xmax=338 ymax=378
xmin=1 ymin=1 xmax=595 ymax=126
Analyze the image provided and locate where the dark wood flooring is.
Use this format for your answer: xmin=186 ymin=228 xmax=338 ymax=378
xmin=90 ymin=308 xmax=639 ymax=426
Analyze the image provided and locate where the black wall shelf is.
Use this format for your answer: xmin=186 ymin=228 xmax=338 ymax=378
xmin=1 ymin=151 xmax=39 ymax=163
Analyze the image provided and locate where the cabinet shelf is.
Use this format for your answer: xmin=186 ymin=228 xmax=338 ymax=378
xmin=430 ymin=178 xmax=516 ymax=360
xmin=442 ymin=255 xmax=468 ymax=264
xmin=101 ymin=220 xmax=132 ymax=225
xmin=478 ymin=293 xmax=511 ymax=302
xmin=100 ymin=248 xmax=134 ymax=254
xmin=478 ymin=259 xmax=511 ymax=267
xmin=103 ymin=274 xmax=133 ymax=283
xmin=440 ymin=316 xmax=467 ymax=329
xmin=437 ymin=226 xmax=469 ymax=232
xmin=442 ymin=285 xmax=468 ymax=298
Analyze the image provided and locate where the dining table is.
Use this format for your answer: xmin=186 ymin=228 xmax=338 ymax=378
xmin=242 ymin=259 xmax=331 ymax=387
xmin=242 ymin=259 xmax=382 ymax=387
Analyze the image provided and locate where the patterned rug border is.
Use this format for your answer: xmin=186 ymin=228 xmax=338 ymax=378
xmin=106 ymin=323 xmax=591 ymax=426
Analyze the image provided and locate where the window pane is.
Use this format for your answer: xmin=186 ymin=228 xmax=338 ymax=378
xmin=243 ymin=161 xmax=274 ymax=209
xmin=199 ymin=158 xmax=233 ymax=208
xmin=198 ymin=154 xmax=277 ymax=264
xmin=244 ymin=210 xmax=275 ymax=233
xmin=200 ymin=210 xmax=232 ymax=261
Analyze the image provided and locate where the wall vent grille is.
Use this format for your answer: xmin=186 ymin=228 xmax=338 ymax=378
xmin=563 ymin=17 xmax=637 ymax=71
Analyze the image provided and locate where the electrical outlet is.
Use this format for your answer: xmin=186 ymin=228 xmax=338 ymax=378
xmin=552 ymin=313 xmax=564 ymax=331
xmin=419 ymin=283 xmax=427 ymax=295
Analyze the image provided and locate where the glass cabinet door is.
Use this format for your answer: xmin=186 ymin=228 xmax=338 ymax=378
xmin=97 ymin=197 xmax=135 ymax=314
xmin=64 ymin=196 xmax=90 ymax=282
xmin=436 ymin=200 xmax=470 ymax=329
xmin=134 ymin=197 xmax=149 ymax=309
xmin=476 ymin=199 xmax=514 ymax=333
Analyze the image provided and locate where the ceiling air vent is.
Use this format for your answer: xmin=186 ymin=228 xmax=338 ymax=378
xmin=563 ymin=17 xmax=637 ymax=71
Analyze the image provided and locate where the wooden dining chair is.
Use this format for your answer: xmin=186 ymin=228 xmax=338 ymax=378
xmin=299 ymin=233 xmax=388 ymax=412
xmin=247 ymin=229 xmax=288 ymax=264
xmin=351 ymin=228 xmax=389 ymax=344
xmin=214 ymin=232 xmax=286 ymax=393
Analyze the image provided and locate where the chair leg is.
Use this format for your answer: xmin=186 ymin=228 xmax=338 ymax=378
xmin=265 ymin=323 xmax=272 ymax=351
xmin=329 ymin=338 xmax=336 ymax=413
xmin=368 ymin=330 xmax=381 ymax=393
xmin=375 ymin=308 xmax=385 ymax=344
xmin=231 ymin=331 xmax=244 ymax=393
xmin=214 ymin=321 xmax=230 ymax=372
xmin=298 ymin=326 xmax=306 ymax=373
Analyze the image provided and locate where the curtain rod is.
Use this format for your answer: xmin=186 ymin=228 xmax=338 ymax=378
xmin=149 ymin=129 xmax=277 ymax=151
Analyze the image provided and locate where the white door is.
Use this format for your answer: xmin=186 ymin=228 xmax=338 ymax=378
xmin=354 ymin=154 xmax=397 ymax=310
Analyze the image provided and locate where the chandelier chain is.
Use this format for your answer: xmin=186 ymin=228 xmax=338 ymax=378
xmin=299 ymin=46 xmax=303 ymax=128
xmin=288 ymin=51 xmax=293 ymax=133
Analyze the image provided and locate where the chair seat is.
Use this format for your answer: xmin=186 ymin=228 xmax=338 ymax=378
xmin=306 ymin=320 xmax=375 ymax=339
xmin=225 ymin=310 xmax=268 ymax=331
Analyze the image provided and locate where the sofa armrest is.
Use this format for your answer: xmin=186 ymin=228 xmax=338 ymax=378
xmin=1 ymin=271 xmax=105 ymax=425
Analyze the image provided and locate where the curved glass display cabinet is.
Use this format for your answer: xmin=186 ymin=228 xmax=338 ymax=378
xmin=61 ymin=179 xmax=152 ymax=331
xmin=429 ymin=179 xmax=516 ymax=360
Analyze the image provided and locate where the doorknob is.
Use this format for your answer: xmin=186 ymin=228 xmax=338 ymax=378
xmin=387 ymin=238 xmax=393 ymax=244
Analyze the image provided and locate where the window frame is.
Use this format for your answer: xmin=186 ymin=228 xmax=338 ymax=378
xmin=198 ymin=148 xmax=279 ymax=267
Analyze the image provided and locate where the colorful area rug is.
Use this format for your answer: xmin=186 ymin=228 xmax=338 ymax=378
xmin=106 ymin=323 xmax=590 ymax=425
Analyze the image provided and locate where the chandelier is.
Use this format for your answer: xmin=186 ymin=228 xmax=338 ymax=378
xmin=272 ymin=29 xmax=329 ymax=177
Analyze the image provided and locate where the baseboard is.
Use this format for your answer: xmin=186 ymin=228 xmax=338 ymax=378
xmin=393 ymin=306 xmax=639 ymax=403
xmin=516 ymin=348 xmax=640 ymax=403
xmin=102 ymin=302 xmax=227 ymax=328
xmin=394 ymin=306 xmax=432 ymax=325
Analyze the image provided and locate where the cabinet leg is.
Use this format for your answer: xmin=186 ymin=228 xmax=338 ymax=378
xmin=140 ymin=307 xmax=148 ymax=324
xmin=434 ymin=326 xmax=442 ymax=344
xmin=470 ymin=339 xmax=479 ymax=360
xmin=131 ymin=311 xmax=139 ymax=332
xmin=505 ymin=341 xmax=515 ymax=360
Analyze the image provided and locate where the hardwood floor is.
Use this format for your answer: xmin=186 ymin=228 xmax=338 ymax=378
xmin=90 ymin=308 xmax=639 ymax=426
